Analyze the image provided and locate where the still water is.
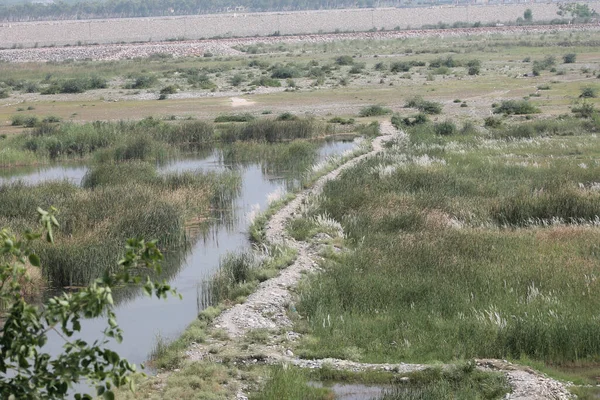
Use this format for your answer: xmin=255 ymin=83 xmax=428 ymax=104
xmin=0 ymin=140 xmax=356 ymax=394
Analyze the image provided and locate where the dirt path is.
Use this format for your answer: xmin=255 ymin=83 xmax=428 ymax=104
xmin=188 ymin=121 xmax=573 ymax=399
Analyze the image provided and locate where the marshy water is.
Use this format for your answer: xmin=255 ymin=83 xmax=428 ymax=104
xmin=0 ymin=139 xmax=356 ymax=393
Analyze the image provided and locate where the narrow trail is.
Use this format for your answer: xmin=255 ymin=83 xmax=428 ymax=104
xmin=189 ymin=121 xmax=573 ymax=399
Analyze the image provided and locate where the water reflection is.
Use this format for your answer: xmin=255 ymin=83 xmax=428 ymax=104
xmin=1 ymin=139 xmax=357 ymax=395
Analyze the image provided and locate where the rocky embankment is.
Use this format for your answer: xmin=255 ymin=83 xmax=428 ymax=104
xmin=1 ymin=23 xmax=600 ymax=63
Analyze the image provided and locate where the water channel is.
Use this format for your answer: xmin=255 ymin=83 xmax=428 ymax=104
xmin=0 ymin=139 xmax=356 ymax=396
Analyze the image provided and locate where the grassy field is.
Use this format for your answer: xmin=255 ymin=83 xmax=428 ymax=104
xmin=2 ymin=29 xmax=600 ymax=131
xmin=287 ymin=112 xmax=600 ymax=396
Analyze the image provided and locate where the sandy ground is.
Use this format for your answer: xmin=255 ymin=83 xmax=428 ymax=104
xmin=230 ymin=97 xmax=256 ymax=107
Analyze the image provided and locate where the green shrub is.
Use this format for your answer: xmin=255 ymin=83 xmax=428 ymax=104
xmin=356 ymin=121 xmax=380 ymax=137
xmin=270 ymin=66 xmax=301 ymax=79
xmin=250 ymin=77 xmax=281 ymax=87
xmin=434 ymin=120 xmax=457 ymax=136
xmin=328 ymin=116 xmax=355 ymax=125
xmin=335 ymin=55 xmax=354 ymax=66
xmin=391 ymin=113 xmax=428 ymax=128
xmin=214 ymin=114 xmax=256 ymax=123
xmin=580 ymin=87 xmax=597 ymax=98
xmin=468 ymin=65 xmax=480 ymax=75
xmin=429 ymin=56 xmax=461 ymax=68
xmin=390 ymin=61 xmax=411 ymax=73
xmin=563 ymin=53 xmax=577 ymax=63
xmin=571 ymin=102 xmax=596 ymax=118
xmin=276 ymin=112 xmax=298 ymax=121
xmin=230 ymin=73 xmax=245 ymax=86
xmin=126 ymin=74 xmax=158 ymax=89
xmin=359 ymin=105 xmax=392 ymax=117
xmin=492 ymin=100 xmax=540 ymax=115
xmin=159 ymin=85 xmax=178 ymax=95
xmin=11 ymin=114 xmax=39 ymax=127
xmin=484 ymin=116 xmax=503 ymax=128
xmin=405 ymin=97 xmax=443 ymax=114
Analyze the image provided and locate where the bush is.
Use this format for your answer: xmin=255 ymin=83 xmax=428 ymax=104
xmin=11 ymin=114 xmax=39 ymax=127
xmin=359 ymin=105 xmax=392 ymax=117
xmin=335 ymin=55 xmax=354 ymax=66
xmin=42 ymin=76 xmax=108 ymax=94
xmin=214 ymin=114 xmax=256 ymax=123
xmin=374 ymin=62 xmax=387 ymax=71
xmin=355 ymin=121 xmax=380 ymax=137
xmin=270 ymin=66 xmax=300 ymax=79
xmin=484 ymin=116 xmax=503 ymax=128
xmin=230 ymin=73 xmax=245 ymax=86
xmin=250 ymin=77 xmax=281 ymax=87
xmin=492 ymin=100 xmax=540 ymax=115
xmin=405 ymin=97 xmax=443 ymax=114
xmin=276 ymin=112 xmax=298 ymax=121
xmin=159 ymin=85 xmax=177 ymax=95
xmin=390 ymin=61 xmax=411 ymax=73
xmin=563 ymin=53 xmax=577 ymax=63
xmin=434 ymin=120 xmax=457 ymax=136
xmin=328 ymin=116 xmax=355 ymax=125
xmin=391 ymin=113 xmax=428 ymax=128
xmin=533 ymin=55 xmax=556 ymax=72
xmin=126 ymin=74 xmax=158 ymax=89
xmin=580 ymin=87 xmax=597 ymax=98
xmin=429 ymin=56 xmax=461 ymax=68
xmin=572 ymin=102 xmax=596 ymax=118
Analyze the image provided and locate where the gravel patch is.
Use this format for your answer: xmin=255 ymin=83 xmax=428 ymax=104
xmin=2 ymin=23 xmax=600 ymax=63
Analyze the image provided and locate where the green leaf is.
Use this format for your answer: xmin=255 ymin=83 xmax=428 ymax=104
xmin=103 ymin=390 xmax=115 ymax=400
xmin=28 ymin=253 xmax=40 ymax=267
xmin=46 ymin=230 xmax=54 ymax=244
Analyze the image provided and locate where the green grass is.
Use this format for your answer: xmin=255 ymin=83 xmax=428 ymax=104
xmin=201 ymin=245 xmax=297 ymax=307
xmin=249 ymin=366 xmax=334 ymax=400
xmin=294 ymin=118 xmax=600 ymax=366
xmin=251 ymin=363 xmax=509 ymax=400
xmin=149 ymin=319 xmax=209 ymax=370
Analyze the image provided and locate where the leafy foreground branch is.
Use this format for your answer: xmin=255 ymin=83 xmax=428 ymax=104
xmin=0 ymin=208 xmax=180 ymax=400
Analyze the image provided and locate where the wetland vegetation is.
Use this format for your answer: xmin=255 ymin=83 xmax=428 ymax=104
xmin=3 ymin=22 xmax=600 ymax=399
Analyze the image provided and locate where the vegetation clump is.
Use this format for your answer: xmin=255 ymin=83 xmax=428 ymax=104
xmin=405 ymin=97 xmax=443 ymax=114
xmin=358 ymin=105 xmax=392 ymax=117
xmin=42 ymin=76 xmax=107 ymax=94
xmin=214 ymin=113 xmax=256 ymax=123
xmin=492 ymin=100 xmax=540 ymax=115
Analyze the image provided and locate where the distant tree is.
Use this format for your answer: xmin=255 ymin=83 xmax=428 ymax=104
xmin=557 ymin=3 xmax=598 ymax=19
xmin=524 ymin=8 xmax=533 ymax=22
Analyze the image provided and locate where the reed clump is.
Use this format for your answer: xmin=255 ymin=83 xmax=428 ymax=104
xmin=220 ymin=118 xmax=330 ymax=143
xmin=295 ymin=117 xmax=600 ymax=366
xmin=5 ymin=117 xmax=331 ymax=165
xmin=0 ymin=163 xmax=241 ymax=287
